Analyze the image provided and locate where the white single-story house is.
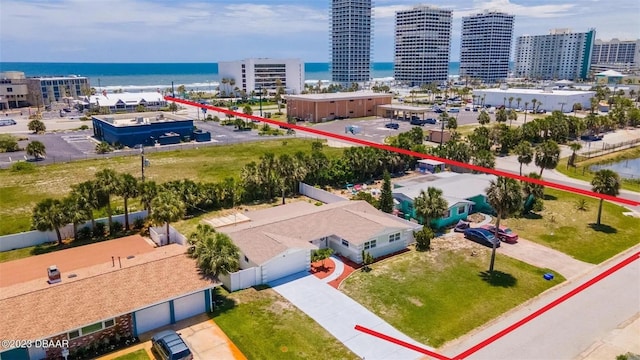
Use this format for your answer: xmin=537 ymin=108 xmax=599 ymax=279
xmin=219 ymin=200 xmax=422 ymax=285
xmin=82 ymin=92 xmax=167 ymax=113
xmin=0 ymin=236 xmax=218 ymax=360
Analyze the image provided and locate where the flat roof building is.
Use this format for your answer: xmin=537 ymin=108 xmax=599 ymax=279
xmin=218 ymin=58 xmax=304 ymax=96
xmin=331 ymin=0 xmax=373 ymax=86
xmin=92 ymin=112 xmax=204 ymax=147
xmin=591 ymin=38 xmax=640 ymax=73
xmin=285 ymin=92 xmax=392 ymax=122
xmin=25 ymin=75 xmax=90 ymax=106
xmin=515 ymin=28 xmax=596 ymax=81
xmin=394 ymin=6 xmax=452 ymax=86
xmin=460 ymin=11 xmax=514 ymax=84
xmin=472 ymin=87 xmax=596 ymax=112
xmin=0 ymin=71 xmax=29 ymax=109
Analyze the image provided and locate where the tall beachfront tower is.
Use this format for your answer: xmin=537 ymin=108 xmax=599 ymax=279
xmin=330 ymin=0 xmax=373 ymax=86
xmin=591 ymin=38 xmax=640 ymax=73
xmin=394 ymin=6 xmax=452 ymax=86
xmin=515 ymin=28 xmax=596 ymax=81
xmin=460 ymin=11 xmax=514 ymax=84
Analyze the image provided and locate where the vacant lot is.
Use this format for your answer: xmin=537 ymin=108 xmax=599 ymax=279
xmin=503 ymin=188 xmax=640 ymax=264
xmin=0 ymin=139 xmax=343 ymax=236
xmin=212 ymin=287 xmax=358 ymax=360
xmin=341 ymin=239 xmax=563 ymax=348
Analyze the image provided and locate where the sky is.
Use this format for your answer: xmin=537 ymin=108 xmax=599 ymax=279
xmin=1 ymin=0 xmax=639 ymax=63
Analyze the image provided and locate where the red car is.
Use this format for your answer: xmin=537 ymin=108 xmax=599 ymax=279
xmin=481 ymin=225 xmax=518 ymax=244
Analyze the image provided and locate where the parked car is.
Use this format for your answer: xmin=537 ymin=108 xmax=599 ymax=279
xmin=424 ymin=118 xmax=437 ymax=124
xmin=385 ymin=122 xmax=399 ymax=129
xmin=464 ymin=107 xmax=471 ymax=111
xmin=463 ymin=228 xmax=500 ymax=248
xmin=449 ymin=108 xmax=460 ymax=113
xmin=151 ymin=330 xmax=193 ymax=360
xmin=536 ymin=109 xmax=547 ymax=114
xmin=580 ymin=134 xmax=603 ymax=141
xmin=481 ymin=225 xmax=518 ymax=244
xmin=410 ymin=118 xmax=425 ymax=126
xmin=454 ymin=220 xmax=471 ymax=233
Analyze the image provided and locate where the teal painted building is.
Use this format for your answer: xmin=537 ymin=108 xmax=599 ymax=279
xmin=392 ymin=172 xmax=495 ymax=228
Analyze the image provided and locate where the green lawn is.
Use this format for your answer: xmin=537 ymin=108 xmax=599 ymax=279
xmin=556 ymin=147 xmax=640 ymax=193
xmin=341 ymin=245 xmax=563 ymax=348
xmin=502 ymin=188 xmax=640 ymax=264
xmin=113 ymin=349 xmax=150 ymax=360
xmin=211 ymin=287 xmax=358 ymax=360
xmin=0 ymin=139 xmax=343 ymax=236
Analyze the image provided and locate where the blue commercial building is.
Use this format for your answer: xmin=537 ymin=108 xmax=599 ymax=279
xmin=92 ymin=112 xmax=206 ymax=147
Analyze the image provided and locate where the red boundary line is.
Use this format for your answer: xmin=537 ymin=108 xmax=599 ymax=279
xmin=165 ymin=96 xmax=640 ymax=207
xmin=353 ymin=251 xmax=639 ymax=359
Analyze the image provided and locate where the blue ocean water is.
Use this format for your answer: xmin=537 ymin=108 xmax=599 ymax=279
xmin=0 ymin=62 xmax=460 ymax=91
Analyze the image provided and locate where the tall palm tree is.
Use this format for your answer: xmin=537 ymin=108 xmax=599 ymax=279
xmin=485 ymin=177 xmax=522 ymax=272
xmin=531 ymin=98 xmax=537 ymax=115
xmin=151 ymin=191 xmax=186 ymax=245
xmin=477 ymin=111 xmax=490 ymax=126
xmin=95 ymin=169 xmax=120 ymax=231
xmin=32 ymin=198 xmax=68 ymax=246
xmin=413 ymin=187 xmax=448 ymax=229
xmin=514 ymin=141 xmax=533 ymax=176
xmin=522 ymin=172 xmax=545 ymax=202
xmin=516 ymin=97 xmax=522 ymax=110
xmin=523 ymin=101 xmax=530 ymax=123
xmin=62 ymin=195 xmax=90 ymax=240
xmin=534 ymin=140 xmax=560 ymax=176
xmin=139 ymin=180 xmax=158 ymax=216
xmin=591 ymin=169 xmax=620 ymax=225
xmin=258 ymin=153 xmax=278 ymax=200
xmin=115 ymin=173 xmax=139 ymax=230
xmin=71 ymin=180 xmax=107 ymax=231
xmin=568 ymin=142 xmax=582 ymax=167
xmin=508 ymin=96 xmax=514 ymax=110
xmin=190 ymin=224 xmax=240 ymax=277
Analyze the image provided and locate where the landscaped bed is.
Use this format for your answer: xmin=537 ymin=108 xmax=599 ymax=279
xmin=503 ymin=188 xmax=640 ymax=264
xmin=340 ymin=239 xmax=564 ymax=348
xmin=211 ymin=286 xmax=359 ymax=360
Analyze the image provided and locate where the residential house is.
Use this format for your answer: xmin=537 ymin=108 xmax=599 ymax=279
xmin=83 ymin=92 xmax=167 ymax=113
xmin=392 ymin=172 xmax=495 ymax=228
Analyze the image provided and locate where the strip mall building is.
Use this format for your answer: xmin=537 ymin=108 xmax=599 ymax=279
xmin=285 ymin=92 xmax=392 ymax=122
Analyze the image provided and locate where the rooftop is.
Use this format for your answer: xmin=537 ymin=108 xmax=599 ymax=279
xmin=86 ymin=92 xmax=166 ymax=107
xmin=378 ymin=104 xmax=431 ymax=112
xmin=218 ymin=201 xmax=420 ymax=265
xmin=93 ymin=112 xmax=191 ymax=127
xmin=474 ymin=88 xmax=595 ymax=96
xmin=393 ymin=172 xmax=496 ymax=206
xmin=285 ymin=91 xmax=392 ymax=101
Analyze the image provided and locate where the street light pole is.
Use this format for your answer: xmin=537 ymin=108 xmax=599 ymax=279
xmin=259 ymin=86 xmax=263 ymax=117
xmin=140 ymin=146 xmax=145 ymax=182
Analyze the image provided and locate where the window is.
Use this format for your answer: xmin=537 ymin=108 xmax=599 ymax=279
xmin=69 ymin=318 xmax=115 ymax=339
xmin=364 ymin=240 xmax=377 ymax=249
xmin=341 ymin=239 xmax=349 ymax=247
xmin=458 ymin=205 xmax=466 ymax=215
xmin=81 ymin=322 xmax=103 ymax=335
xmin=68 ymin=330 xmax=80 ymax=340
xmin=388 ymin=233 xmax=401 ymax=242
xmin=6 ymin=87 xmax=12 ymax=92
xmin=104 ymin=319 xmax=115 ymax=328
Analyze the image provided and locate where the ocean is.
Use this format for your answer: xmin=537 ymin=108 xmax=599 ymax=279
xmin=0 ymin=62 xmax=461 ymax=92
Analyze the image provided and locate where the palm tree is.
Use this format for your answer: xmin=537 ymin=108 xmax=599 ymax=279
xmin=115 ymin=173 xmax=139 ymax=230
xmin=514 ymin=141 xmax=533 ymax=176
xmin=413 ymin=187 xmax=448 ymax=229
xmin=508 ymin=96 xmax=514 ymax=110
xmin=71 ymin=180 xmax=107 ymax=231
xmin=522 ymin=172 xmax=545 ymax=209
xmin=516 ymin=97 xmax=522 ymax=110
xmin=190 ymin=224 xmax=240 ymax=277
xmin=95 ymin=169 xmax=120 ymax=231
xmin=151 ymin=191 xmax=186 ymax=245
xmin=485 ymin=177 xmax=522 ymax=272
xmin=26 ymin=141 xmax=46 ymax=160
xmin=32 ymin=198 xmax=68 ymax=246
xmin=568 ymin=142 xmax=582 ymax=167
xmin=477 ymin=111 xmax=490 ymax=126
xmin=62 ymin=195 xmax=90 ymax=240
xmin=534 ymin=140 xmax=561 ymax=176
xmin=138 ymin=180 xmax=158 ymax=215
xmin=95 ymin=141 xmax=112 ymax=154
xmin=523 ymin=101 xmax=529 ymax=123
xmin=591 ymin=170 xmax=620 ymax=225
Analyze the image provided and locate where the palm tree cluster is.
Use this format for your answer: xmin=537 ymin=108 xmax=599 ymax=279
xmin=188 ymin=224 xmax=240 ymax=277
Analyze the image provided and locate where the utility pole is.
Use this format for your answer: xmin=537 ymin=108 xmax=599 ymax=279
xmin=140 ymin=146 xmax=145 ymax=182
xmin=259 ymin=86 xmax=263 ymax=117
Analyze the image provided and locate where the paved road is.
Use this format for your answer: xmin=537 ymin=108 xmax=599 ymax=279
xmin=440 ymin=247 xmax=640 ymax=360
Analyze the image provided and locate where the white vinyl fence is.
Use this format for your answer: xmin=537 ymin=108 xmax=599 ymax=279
xmin=0 ymin=211 xmax=148 ymax=252
xmin=298 ymin=182 xmax=348 ymax=204
xmin=150 ymin=225 xmax=187 ymax=246
xmin=219 ymin=267 xmax=262 ymax=292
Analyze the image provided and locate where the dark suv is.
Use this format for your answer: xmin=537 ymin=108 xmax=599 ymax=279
xmin=151 ymin=330 xmax=193 ymax=360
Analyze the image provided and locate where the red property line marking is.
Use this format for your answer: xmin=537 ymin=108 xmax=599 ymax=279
xmin=165 ymin=96 xmax=640 ymax=207
xmin=352 ymin=251 xmax=639 ymax=360
xmin=353 ymin=325 xmax=452 ymax=360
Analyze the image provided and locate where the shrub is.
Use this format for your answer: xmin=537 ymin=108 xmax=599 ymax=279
xmin=575 ymin=198 xmax=588 ymax=211
xmin=78 ymin=124 xmax=89 ymax=130
xmin=133 ymin=217 xmax=145 ymax=230
xmin=77 ymin=226 xmax=92 ymax=241
xmin=110 ymin=221 xmax=123 ymax=235
xmin=93 ymin=222 xmax=107 ymax=238
xmin=532 ymin=198 xmax=545 ymax=212
xmin=414 ymin=226 xmax=434 ymax=251
xmin=0 ymin=134 xmax=20 ymax=152
xmin=11 ymin=161 xmax=36 ymax=172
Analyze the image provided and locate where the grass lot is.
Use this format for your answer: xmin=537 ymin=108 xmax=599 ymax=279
xmin=211 ymin=287 xmax=358 ymax=360
xmin=113 ymin=349 xmax=150 ymax=360
xmin=0 ymin=139 xmax=343 ymax=236
xmin=455 ymin=124 xmax=482 ymax=138
xmin=503 ymin=188 xmax=640 ymax=264
xmin=341 ymin=242 xmax=563 ymax=348
xmin=556 ymin=147 xmax=640 ymax=193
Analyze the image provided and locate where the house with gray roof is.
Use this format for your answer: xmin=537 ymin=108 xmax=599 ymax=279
xmin=217 ymin=200 xmax=422 ymax=285
xmin=392 ymin=172 xmax=496 ymax=228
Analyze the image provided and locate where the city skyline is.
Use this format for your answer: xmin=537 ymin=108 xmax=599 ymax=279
xmin=1 ymin=0 xmax=639 ymax=63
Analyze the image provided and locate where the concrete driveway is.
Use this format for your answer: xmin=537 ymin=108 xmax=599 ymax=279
xmin=271 ymin=273 xmax=428 ymax=360
xmin=98 ymin=313 xmax=246 ymax=360
xmin=497 ymin=238 xmax=594 ymax=279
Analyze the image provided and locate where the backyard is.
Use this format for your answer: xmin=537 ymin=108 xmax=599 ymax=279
xmin=502 ymin=188 xmax=640 ymax=264
xmin=0 ymin=138 xmax=343 ymax=236
xmin=340 ymin=239 xmax=563 ymax=348
xmin=211 ymin=286 xmax=358 ymax=360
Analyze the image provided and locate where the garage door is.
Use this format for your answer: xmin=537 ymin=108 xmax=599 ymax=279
xmin=173 ymin=291 xmax=206 ymax=322
xmin=135 ymin=302 xmax=171 ymax=335
xmin=263 ymin=249 xmax=309 ymax=283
